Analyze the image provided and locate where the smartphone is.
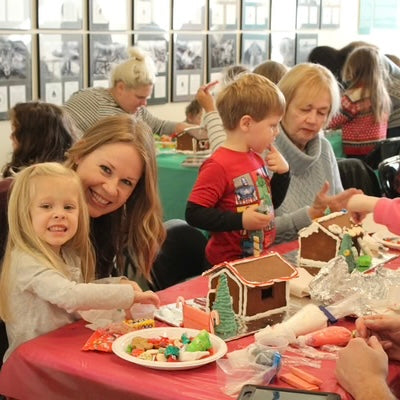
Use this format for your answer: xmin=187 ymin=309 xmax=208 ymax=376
xmin=237 ymin=384 xmax=341 ymax=400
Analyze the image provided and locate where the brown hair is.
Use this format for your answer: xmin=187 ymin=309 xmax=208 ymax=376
xmin=65 ymin=114 xmax=166 ymax=280
xmin=2 ymin=102 xmax=77 ymax=178
xmin=216 ymin=73 xmax=285 ymax=131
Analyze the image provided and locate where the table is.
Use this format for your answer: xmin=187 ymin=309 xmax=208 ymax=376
xmin=157 ymin=153 xmax=198 ymax=221
xmin=1 ymin=242 xmax=400 ymax=400
xmin=157 ymin=133 xmax=344 ymax=221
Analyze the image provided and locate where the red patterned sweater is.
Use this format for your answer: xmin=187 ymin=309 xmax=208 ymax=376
xmin=329 ymin=87 xmax=388 ymax=156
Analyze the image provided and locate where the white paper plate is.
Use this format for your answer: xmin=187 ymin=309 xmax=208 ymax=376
xmin=373 ymin=231 xmax=400 ymax=250
xmin=112 ymin=327 xmax=227 ymax=370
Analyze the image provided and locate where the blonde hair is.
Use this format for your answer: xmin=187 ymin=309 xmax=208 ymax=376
xmin=216 ymin=73 xmax=286 ymax=131
xmin=253 ymin=60 xmax=289 ymax=84
xmin=65 ymin=114 xmax=165 ymax=280
xmin=110 ymin=47 xmax=156 ymax=89
xmin=278 ymin=62 xmax=341 ymax=126
xmin=0 ymin=162 xmax=95 ymax=322
xmin=342 ymin=46 xmax=391 ymax=123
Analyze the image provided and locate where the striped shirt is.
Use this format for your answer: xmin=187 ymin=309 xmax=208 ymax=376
xmin=63 ymin=87 xmax=177 ymax=137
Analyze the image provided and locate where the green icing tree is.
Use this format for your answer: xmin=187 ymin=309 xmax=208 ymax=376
xmin=212 ymin=273 xmax=238 ymax=339
xmin=339 ymin=233 xmax=356 ymax=272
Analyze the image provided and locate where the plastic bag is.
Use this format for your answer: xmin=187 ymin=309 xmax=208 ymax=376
xmin=217 ymin=343 xmax=281 ymax=396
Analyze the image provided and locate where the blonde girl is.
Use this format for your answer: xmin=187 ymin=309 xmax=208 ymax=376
xmin=0 ymin=162 xmax=159 ymax=361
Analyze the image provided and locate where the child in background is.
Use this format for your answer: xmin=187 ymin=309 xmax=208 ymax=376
xmin=0 ymin=162 xmax=159 ymax=361
xmin=185 ymin=99 xmax=204 ymax=126
xmin=253 ymin=60 xmax=289 ymax=84
xmin=328 ymin=46 xmax=391 ymax=158
xmin=186 ymin=73 xmax=289 ymax=265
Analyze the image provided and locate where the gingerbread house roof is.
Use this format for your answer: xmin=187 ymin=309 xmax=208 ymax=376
xmin=177 ymin=126 xmax=208 ymax=141
xmin=202 ymin=252 xmax=298 ymax=288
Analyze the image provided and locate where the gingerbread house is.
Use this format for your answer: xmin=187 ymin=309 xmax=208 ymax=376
xmin=298 ymin=211 xmax=364 ymax=274
xmin=202 ymin=252 xmax=298 ymax=338
xmin=176 ymin=127 xmax=209 ymax=152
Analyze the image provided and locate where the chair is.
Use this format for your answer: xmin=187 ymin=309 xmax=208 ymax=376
xmin=378 ymin=155 xmax=400 ymax=198
xmin=364 ymin=137 xmax=400 ymax=170
xmin=150 ymin=219 xmax=208 ymax=291
xmin=337 ymin=158 xmax=382 ymax=197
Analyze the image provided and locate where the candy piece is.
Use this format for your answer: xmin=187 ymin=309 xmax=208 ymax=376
xmin=279 ymin=372 xmax=319 ymax=391
xmin=186 ymin=330 xmax=212 ymax=352
xmin=164 ymin=345 xmax=180 ymax=359
xmin=289 ymin=367 xmax=323 ymax=387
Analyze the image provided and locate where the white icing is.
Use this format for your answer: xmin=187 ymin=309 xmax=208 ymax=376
xmin=328 ymin=224 xmax=342 ymax=235
xmin=298 ymin=222 xmax=320 ymax=237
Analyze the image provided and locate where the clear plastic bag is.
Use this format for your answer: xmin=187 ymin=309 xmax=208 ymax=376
xmin=217 ymin=343 xmax=281 ymax=396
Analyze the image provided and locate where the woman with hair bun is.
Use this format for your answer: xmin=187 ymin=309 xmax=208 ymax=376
xmin=64 ymin=46 xmax=190 ymax=136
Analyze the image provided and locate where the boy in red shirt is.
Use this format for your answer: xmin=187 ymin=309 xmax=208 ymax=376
xmin=186 ymin=73 xmax=289 ymax=265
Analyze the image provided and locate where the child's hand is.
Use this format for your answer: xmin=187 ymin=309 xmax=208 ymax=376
xmin=120 ymin=279 xmax=143 ymax=292
xmin=242 ymin=204 xmax=273 ymax=230
xmin=265 ymin=144 xmax=289 ymax=174
xmin=133 ymin=290 xmax=161 ymax=308
xmin=196 ymin=81 xmax=218 ymax=113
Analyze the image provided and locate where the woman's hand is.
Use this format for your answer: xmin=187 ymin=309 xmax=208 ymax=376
xmin=265 ymin=144 xmax=289 ymax=174
xmin=308 ymin=181 xmax=362 ymax=219
xmin=356 ymin=315 xmax=400 ymax=362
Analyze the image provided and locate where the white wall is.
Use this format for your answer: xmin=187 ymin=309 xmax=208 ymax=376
xmin=1 ymin=0 xmax=399 ymax=169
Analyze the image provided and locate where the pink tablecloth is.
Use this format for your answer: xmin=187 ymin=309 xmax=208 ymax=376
xmin=0 ymin=242 xmax=399 ymax=400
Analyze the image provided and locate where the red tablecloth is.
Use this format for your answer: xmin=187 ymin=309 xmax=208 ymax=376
xmin=1 ymin=242 xmax=399 ymax=400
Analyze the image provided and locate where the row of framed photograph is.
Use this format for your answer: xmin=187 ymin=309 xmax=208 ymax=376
xmin=0 ymin=31 xmax=318 ymax=119
xmin=3 ymin=0 xmax=340 ymax=31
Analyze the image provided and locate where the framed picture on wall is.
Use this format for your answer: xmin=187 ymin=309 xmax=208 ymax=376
xmin=270 ymin=32 xmax=295 ymax=67
xmin=270 ymin=0 xmax=296 ymax=31
xmin=89 ymin=0 xmax=129 ymax=31
xmin=0 ymin=34 xmax=32 ymax=120
xmin=133 ymin=33 xmax=169 ymax=104
xmin=295 ymin=33 xmax=318 ymax=63
xmin=133 ymin=0 xmax=170 ymax=31
xmin=208 ymin=33 xmax=237 ymax=82
xmin=89 ymin=34 xmax=130 ymax=87
xmin=0 ymin=0 xmax=31 ymax=29
xmin=296 ymin=0 xmax=321 ymax=29
xmin=172 ymin=34 xmax=205 ymax=102
xmin=38 ymin=0 xmax=83 ymax=29
xmin=38 ymin=34 xmax=83 ymax=105
xmin=172 ymin=0 xmax=206 ymax=31
xmin=320 ymin=0 xmax=340 ymax=29
xmin=241 ymin=33 xmax=269 ymax=69
xmin=209 ymin=0 xmax=238 ymax=31
xmin=241 ymin=0 xmax=270 ymax=30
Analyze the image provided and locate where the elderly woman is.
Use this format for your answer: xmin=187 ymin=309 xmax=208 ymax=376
xmin=63 ymin=46 xmax=190 ymax=137
xmin=200 ymin=64 xmax=359 ymax=243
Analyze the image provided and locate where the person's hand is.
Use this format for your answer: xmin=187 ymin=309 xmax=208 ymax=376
xmin=346 ymin=194 xmax=380 ymax=224
xmin=336 ymin=337 xmax=393 ymax=400
xmin=309 ymin=181 xmax=362 ymax=220
xmin=265 ymin=144 xmax=289 ymax=174
xmin=133 ymin=290 xmax=161 ymax=308
xmin=242 ymin=204 xmax=273 ymax=230
xmin=196 ymin=81 xmax=218 ymax=113
xmin=356 ymin=315 xmax=400 ymax=362
xmin=120 ymin=279 xmax=143 ymax=292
